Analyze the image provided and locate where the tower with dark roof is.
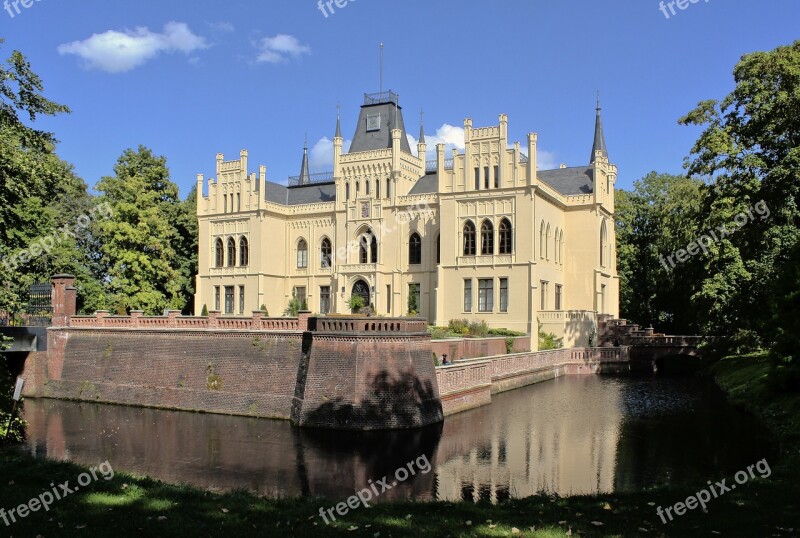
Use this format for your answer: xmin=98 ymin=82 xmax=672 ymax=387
xmin=590 ymin=95 xmax=608 ymax=163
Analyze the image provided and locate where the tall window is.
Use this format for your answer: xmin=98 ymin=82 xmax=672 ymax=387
xmin=386 ymin=284 xmax=391 ymax=314
xmin=223 ymin=195 xmax=227 ymax=214
xmin=359 ymin=235 xmax=369 ymax=263
xmin=545 ymin=224 xmax=550 ymax=260
xmin=600 ymin=220 xmax=608 ymax=267
xmin=554 ymin=228 xmax=560 ymax=263
xmin=478 ymin=279 xmax=494 ymax=312
xmin=297 ymin=239 xmax=308 ymax=269
xmin=559 ymin=231 xmax=564 ymax=264
xmin=463 ymin=221 xmax=476 ymax=256
xmin=386 ymin=178 xmax=391 ymax=199
xmin=376 ymin=180 xmax=380 ymax=199
xmin=499 ymin=278 xmax=508 ymax=313
xmin=239 ymin=237 xmax=249 ymax=266
xmin=214 ymin=286 xmax=220 ymax=311
xmin=409 ymin=283 xmax=421 ymax=314
xmin=224 ymin=286 xmax=234 ymax=314
xmin=237 ymin=193 xmax=241 ymax=212
xmin=320 ymin=286 xmax=331 ymax=314
xmin=464 ymin=279 xmax=473 ymax=312
xmin=494 ymin=165 xmax=500 ymax=188
xmin=295 ymin=287 xmax=307 ymax=309
xmin=239 ymin=285 xmax=245 ymax=315
xmin=321 ymin=238 xmax=332 ymax=268
xmin=539 ymin=221 xmax=545 ymax=259
xmin=540 ymin=281 xmax=548 ymax=311
xmin=499 ymin=218 xmax=512 ymax=254
xmin=365 ymin=180 xmax=370 ymax=195
xmin=436 ymin=235 xmax=441 ymax=264
xmin=370 ymin=235 xmax=378 ymax=263
xmin=409 ymin=233 xmax=422 ymax=265
xmin=356 ymin=181 xmax=360 ymax=194
xmin=215 ymin=239 xmax=224 ymax=268
xmin=600 ymin=284 xmax=607 ymax=314
xmin=484 ymin=166 xmax=490 ymax=190
xmin=345 ymin=182 xmax=350 ymax=200
xmin=227 ymin=238 xmax=236 ymax=267
xmin=474 ymin=168 xmax=480 ymax=190
xmin=481 ymin=220 xmax=494 ymax=255
xmin=555 ymin=284 xmax=563 ymax=311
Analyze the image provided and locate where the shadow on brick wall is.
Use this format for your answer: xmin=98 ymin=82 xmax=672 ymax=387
xmin=300 ymin=371 xmax=444 ymax=431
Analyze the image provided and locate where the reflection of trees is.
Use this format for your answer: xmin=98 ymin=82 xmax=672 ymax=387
xmin=613 ymin=377 xmax=776 ymax=491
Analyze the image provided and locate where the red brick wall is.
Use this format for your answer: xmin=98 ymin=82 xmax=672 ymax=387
xmin=430 ymin=336 xmax=530 ymax=361
xmin=292 ymin=333 xmax=443 ymax=430
xmin=42 ymin=329 xmax=304 ymax=420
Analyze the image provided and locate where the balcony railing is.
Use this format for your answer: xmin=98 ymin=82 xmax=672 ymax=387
xmin=425 ymin=158 xmax=455 ymax=173
xmin=364 ymin=91 xmax=399 ymax=106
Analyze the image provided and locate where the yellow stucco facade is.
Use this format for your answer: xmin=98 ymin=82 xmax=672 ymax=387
xmin=194 ymin=92 xmax=619 ymax=348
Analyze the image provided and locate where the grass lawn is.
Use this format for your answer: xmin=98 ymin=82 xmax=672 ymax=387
xmin=1 ymin=353 xmax=798 ymax=537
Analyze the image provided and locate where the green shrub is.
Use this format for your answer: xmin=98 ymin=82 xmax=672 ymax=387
xmin=201 ymin=304 xmax=208 ymax=316
xmin=348 ymin=295 xmax=365 ymax=314
xmin=489 ymin=328 xmax=526 ymax=337
xmin=468 ymin=321 xmax=489 ymax=338
xmin=448 ymin=319 xmax=470 ymax=335
xmin=538 ymin=320 xmax=564 ymax=350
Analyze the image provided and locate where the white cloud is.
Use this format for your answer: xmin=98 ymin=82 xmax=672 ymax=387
xmin=208 ymin=21 xmax=235 ymax=33
xmin=407 ymin=123 xmax=466 ymax=159
xmin=58 ymin=22 xmax=209 ymax=73
xmin=536 ymin=150 xmax=559 ymax=171
xmin=256 ymin=34 xmax=311 ymax=64
xmin=309 ymin=137 xmax=351 ymax=171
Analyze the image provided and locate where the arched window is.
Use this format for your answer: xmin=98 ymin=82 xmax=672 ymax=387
xmin=215 ymin=239 xmax=224 ymax=268
xmin=239 ymin=237 xmax=249 ymax=266
xmin=545 ymin=224 xmax=551 ymax=260
xmin=463 ymin=221 xmax=476 ymax=256
xmin=386 ymin=178 xmax=391 ymax=199
xmin=227 ymin=238 xmax=236 ymax=267
xmin=499 ymin=218 xmax=512 ymax=254
xmin=481 ymin=220 xmax=494 ymax=255
xmin=539 ymin=221 xmax=545 ymax=259
xmin=554 ymin=228 xmax=559 ymax=263
xmin=365 ymin=181 xmax=370 ymax=195
xmin=345 ymin=182 xmax=350 ymax=201
xmin=359 ymin=236 xmax=369 ymax=264
xmin=358 ymin=229 xmax=377 ymax=264
xmin=600 ymin=220 xmax=608 ymax=267
xmin=320 ymin=238 xmax=332 ymax=268
xmin=297 ymin=238 xmax=308 ymax=269
xmin=371 ymin=234 xmax=378 ymax=264
xmin=356 ymin=181 xmax=360 ymax=194
xmin=409 ymin=233 xmax=422 ymax=265
xmin=559 ymin=230 xmax=564 ymax=264
xmin=376 ymin=180 xmax=380 ymax=199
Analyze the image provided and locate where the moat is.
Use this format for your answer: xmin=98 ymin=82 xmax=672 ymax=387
xmin=20 ymin=375 xmax=775 ymax=502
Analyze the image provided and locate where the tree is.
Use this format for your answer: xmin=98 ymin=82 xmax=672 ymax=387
xmin=407 ymin=286 xmax=419 ymax=316
xmin=679 ymin=40 xmax=800 ymax=353
xmin=94 ymin=147 xmax=193 ymax=315
xmin=348 ymin=295 xmax=365 ymax=314
xmin=0 ymin=42 xmax=103 ymax=315
xmin=615 ymin=172 xmax=704 ymax=333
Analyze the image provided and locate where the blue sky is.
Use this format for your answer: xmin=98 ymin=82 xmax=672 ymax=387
xmin=2 ymin=0 xmax=798 ymax=197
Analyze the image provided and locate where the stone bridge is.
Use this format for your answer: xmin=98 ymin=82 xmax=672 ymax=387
xmin=599 ymin=318 xmax=705 ymax=373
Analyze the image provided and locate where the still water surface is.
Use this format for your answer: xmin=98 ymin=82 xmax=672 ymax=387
xmin=21 ymin=375 xmax=775 ymax=502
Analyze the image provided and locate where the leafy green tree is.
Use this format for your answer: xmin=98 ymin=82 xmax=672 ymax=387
xmin=407 ymin=286 xmax=419 ymax=316
xmin=94 ymin=147 xmax=193 ymax=315
xmin=348 ymin=295 xmax=365 ymax=314
xmin=0 ymin=42 xmax=103 ymax=315
xmin=615 ymin=172 xmax=704 ymax=333
xmin=679 ymin=40 xmax=800 ymax=352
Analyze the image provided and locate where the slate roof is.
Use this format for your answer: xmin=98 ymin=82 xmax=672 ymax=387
xmin=264 ymin=182 xmax=337 ymax=206
xmin=348 ymin=102 xmax=412 ymax=154
xmin=538 ymin=166 xmax=594 ymax=196
xmin=408 ymin=173 xmax=438 ymax=195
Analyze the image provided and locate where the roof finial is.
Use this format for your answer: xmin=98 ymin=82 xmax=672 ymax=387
xmin=419 ymin=109 xmax=425 ymax=144
xmin=335 ymin=104 xmax=342 ymax=139
xmin=379 ymin=43 xmax=384 ymax=96
xmin=590 ymin=93 xmax=608 ymax=163
xmin=299 ymin=134 xmax=310 ymax=184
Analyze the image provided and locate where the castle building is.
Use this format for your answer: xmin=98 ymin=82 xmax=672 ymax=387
xmin=195 ymin=91 xmax=619 ymax=348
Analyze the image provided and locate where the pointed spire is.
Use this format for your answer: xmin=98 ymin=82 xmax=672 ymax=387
xmin=335 ymin=105 xmax=342 ymax=139
xmin=299 ymin=135 xmax=310 ymax=185
xmin=590 ymin=92 xmax=608 ymax=163
xmin=419 ymin=109 xmax=425 ymax=144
